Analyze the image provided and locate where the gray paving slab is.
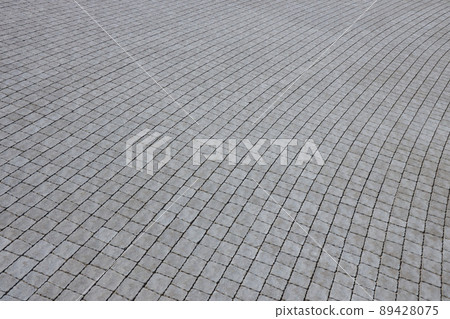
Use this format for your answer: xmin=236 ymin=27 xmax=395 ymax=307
xmin=0 ymin=0 xmax=449 ymax=301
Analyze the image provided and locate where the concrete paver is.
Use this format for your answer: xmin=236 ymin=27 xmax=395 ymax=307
xmin=0 ymin=0 xmax=449 ymax=300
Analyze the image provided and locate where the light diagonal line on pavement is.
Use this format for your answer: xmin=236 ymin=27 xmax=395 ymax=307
xmin=251 ymin=178 xmax=374 ymax=300
xmin=252 ymin=0 xmax=378 ymax=125
xmin=136 ymin=178 xmax=199 ymax=242
xmin=77 ymin=177 xmax=200 ymax=300
xmin=73 ymin=0 xmax=200 ymax=126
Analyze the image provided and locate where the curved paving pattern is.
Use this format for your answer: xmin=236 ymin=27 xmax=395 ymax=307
xmin=0 ymin=0 xmax=449 ymax=300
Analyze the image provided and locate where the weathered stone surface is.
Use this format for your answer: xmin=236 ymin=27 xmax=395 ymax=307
xmin=0 ymin=0 xmax=448 ymax=300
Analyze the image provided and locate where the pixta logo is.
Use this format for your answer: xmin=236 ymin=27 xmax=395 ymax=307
xmin=193 ymin=138 xmax=324 ymax=166
xmin=126 ymin=129 xmax=172 ymax=175
xmin=126 ymin=131 xmax=324 ymax=175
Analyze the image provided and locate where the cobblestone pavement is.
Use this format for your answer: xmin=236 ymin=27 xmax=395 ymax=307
xmin=1 ymin=0 xmax=449 ymax=301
